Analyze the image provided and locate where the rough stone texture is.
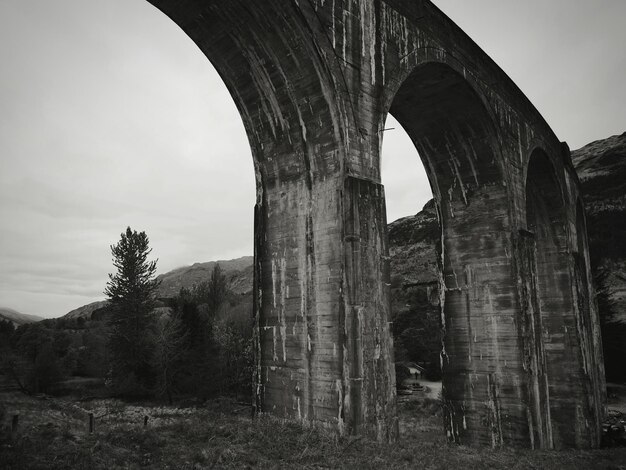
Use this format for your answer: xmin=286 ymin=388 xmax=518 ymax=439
xmin=572 ymin=133 xmax=626 ymax=322
xmin=388 ymin=200 xmax=440 ymax=289
xmin=147 ymin=0 xmax=605 ymax=447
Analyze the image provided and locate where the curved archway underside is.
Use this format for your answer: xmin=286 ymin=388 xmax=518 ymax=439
xmin=147 ymin=0 xmax=605 ymax=448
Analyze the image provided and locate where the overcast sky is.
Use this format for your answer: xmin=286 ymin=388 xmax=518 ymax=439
xmin=1 ymin=1 xmax=624 ymax=318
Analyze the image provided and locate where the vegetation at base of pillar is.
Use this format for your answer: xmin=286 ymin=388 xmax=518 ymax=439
xmin=104 ymin=227 xmax=160 ymax=396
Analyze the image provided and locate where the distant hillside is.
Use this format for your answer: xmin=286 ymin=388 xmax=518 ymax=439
xmin=572 ymin=132 xmax=626 ymax=320
xmin=0 ymin=307 xmax=43 ymax=326
xmin=156 ymin=256 xmax=254 ymax=298
xmin=64 ymin=300 xmax=110 ymax=320
xmin=571 ymin=132 xmax=626 ymax=190
xmin=388 ymin=199 xmax=439 ymax=288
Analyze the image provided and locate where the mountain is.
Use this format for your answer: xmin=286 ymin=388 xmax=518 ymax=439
xmin=388 ymin=199 xmax=439 ymax=288
xmin=572 ymin=132 xmax=626 ymax=320
xmin=64 ymin=301 xmax=111 ymax=320
xmin=0 ymin=307 xmax=43 ymax=326
xmin=571 ymin=133 xmax=626 ymax=190
xmin=156 ymin=256 xmax=254 ymax=297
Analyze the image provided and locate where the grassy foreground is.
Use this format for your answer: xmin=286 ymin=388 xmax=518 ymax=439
xmin=1 ymin=392 xmax=625 ymax=469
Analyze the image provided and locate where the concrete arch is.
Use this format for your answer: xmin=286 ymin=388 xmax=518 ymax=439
xmin=525 ymin=148 xmax=567 ymax=234
xmin=519 ymin=150 xmax=604 ymax=448
xmin=144 ymin=0 xmax=604 ymax=447
xmin=523 ymin=148 xmax=568 ymax=448
xmin=148 ymin=1 xmax=350 ymax=186
xmin=388 ymin=61 xmax=505 ymax=204
xmin=388 ymin=62 xmax=517 ymax=446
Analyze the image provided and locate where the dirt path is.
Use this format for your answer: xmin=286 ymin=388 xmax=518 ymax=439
xmin=420 ymin=380 xmax=442 ymax=400
xmin=607 ymin=382 xmax=626 ymax=413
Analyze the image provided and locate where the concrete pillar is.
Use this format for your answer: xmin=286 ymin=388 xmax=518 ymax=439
xmin=252 ymin=174 xmax=397 ymax=440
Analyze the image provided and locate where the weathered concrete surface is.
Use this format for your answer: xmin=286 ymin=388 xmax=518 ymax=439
xmin=147 ymin=0 xmax=605 ymax=447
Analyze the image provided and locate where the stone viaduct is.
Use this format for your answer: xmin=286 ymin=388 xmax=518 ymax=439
xmin=148 ymin=0 xmax=605 ymax=448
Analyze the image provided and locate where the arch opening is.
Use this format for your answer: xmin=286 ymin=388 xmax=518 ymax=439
xmin=389 ymin=62 xmax=503 ymax=209
xmin=522 ymin=149 xmax=569 ymax=448
xmin=523 ymin=150 xmax=595 ymax=448
xmin=386 ymin=62 xmax=515 ymax=446
xmin=381 ymin=114 xmax=442 ymax=386
xmin=525 ymin=150 xmax=567 ymax=245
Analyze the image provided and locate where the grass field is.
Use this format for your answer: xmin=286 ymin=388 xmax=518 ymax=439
xmin=1 ymin=391 xmax=625 ymax=469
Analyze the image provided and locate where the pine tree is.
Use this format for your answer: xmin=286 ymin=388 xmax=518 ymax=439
xmin=154 ymin=315 xmax=187 ymax=404
xmin=104 ymin=227 xmax=160 ymax=395
xmin=207 ymin=263 xmax=228 ymax=316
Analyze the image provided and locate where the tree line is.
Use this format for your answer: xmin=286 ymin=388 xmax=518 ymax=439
xmin=0 ymin=227 xmax=253 ymax=402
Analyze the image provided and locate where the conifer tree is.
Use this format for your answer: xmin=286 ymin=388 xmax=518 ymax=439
xmin=207 ymin=263 xmax=228 ymax=316
xmin=104 ymin=227 xmax=159 ymax=394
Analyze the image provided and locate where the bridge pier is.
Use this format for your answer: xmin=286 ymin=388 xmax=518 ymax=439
xmin=251 ymin=172 xmax=398 ymax=440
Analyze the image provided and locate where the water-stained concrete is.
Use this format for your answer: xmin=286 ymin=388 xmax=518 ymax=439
xmin=147 ymin=0 xmax=605 ymax=447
